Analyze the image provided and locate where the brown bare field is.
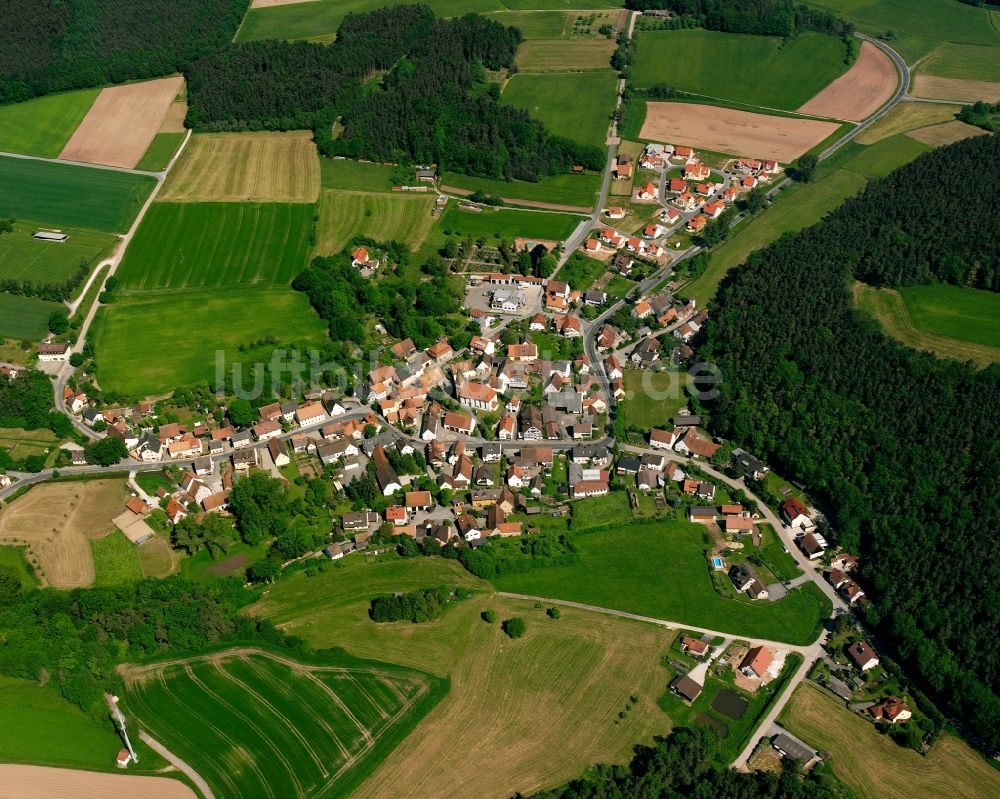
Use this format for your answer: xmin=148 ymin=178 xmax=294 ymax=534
xmin=797 ymin=42 xmax=897 ymax=121
xmin=912 ymin=75 xmax=1000 ymax=102
xmin=158 ymin=102 xmax=187 ymax=134
xmin=779 ymin=684 xmax=1000 ymax=799
xmin=0 ymin=764 xmax=196 ymax=799
xmin=0 ymin=479 xmax=128 ymax=588
xmin=906 ymin=120 xmax=988 ymax=148
xmin=352 ymin=596 xmax=671 ymax=799
xmin=59 ymin=76 xmax=184 ymax=169
xmin=640 ymin=102 xmax=839 ymax=163
xmin=855 ymin=101 xmax=962 ymax=145
xmin=160 ymin=132 xmax=320 ymax=202
xmin=517 ymin=40 xmax=616 ymax=71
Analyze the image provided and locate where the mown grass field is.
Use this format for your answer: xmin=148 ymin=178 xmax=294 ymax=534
xmin=631 ymin=29 xmax=849 ymax=110
xmin=494 ymin=519 xmax=830 ymax=644
xmin=0 ymin=88 xmax=99 ymax=158
xmin=0 ymin=293 xmax=65 ymax=340
xmin=314 ymin=190 xmax=437 ymax=256
xmin=838 ymin=134 xmax=930 ymax=179
xmin=251 ymin=556 xmax=674 ymax=799
xmin=0 ymin=156 xmax=154 ymax=233
xmin=0 ymin=545 xmax=38 ymax=589
xmin=502 ymin=71 xmax=617 ymax=148
xmin=855 ymin=101 xmax=961 ymax=145
xmin=918 ymin=41 xmax=1000 ymax=83
xmin=90 ymin=532 xmax=143 ymax=587
xmin=0 ymin=427 xmax=60 ymax=461
xmin=620 ymin=370 xmax=693 ymax=431
xmin=135 ymin=132 xmax=185 ymax=172
xmin=0 ymin=219 xmax=115 ymax=286
xmin=122 ymin=648 xmax=440 ymax=799
xmin=437 ymin=205 xmax=581 ymax=245
xmin=160 ymin=132 xmax=320 ymax=203
xmin=516 ymin=38 xmax=617 ymax=71
xmin=441 ymin=171 xmax=600 ymax=208
xmin=853 ymin=282 xmax=1000 ymax=368
xmin=117 ymin=202 xmax=313 ymax=291
xmin=780 ymin=683 xmax=1000 ymax=799
xmin=91 ymin=288 xmax=329 ymax=397
xmin=320 ymin=159 xmax=400 ymax=192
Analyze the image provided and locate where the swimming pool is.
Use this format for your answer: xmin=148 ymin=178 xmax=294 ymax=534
xmin=711 ymin=556 xmax=724 ymax=569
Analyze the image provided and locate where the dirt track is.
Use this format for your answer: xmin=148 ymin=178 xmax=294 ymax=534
xmin=640 ymin=102 xmax=839 ymax=163
xmin=60 ymin=76 xmax=184 ymax=169
xmin=798 ymin=42 xmax=897 ymax=121
xmin=0 ymin=764 xmax=196 ymax=799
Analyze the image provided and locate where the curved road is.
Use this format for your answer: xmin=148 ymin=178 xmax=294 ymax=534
xmin=139 ymin=731 xmax=216 ymax=799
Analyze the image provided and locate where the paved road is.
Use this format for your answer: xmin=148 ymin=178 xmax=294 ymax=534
xmin=139 ymin=731 xmax=216 ymax=799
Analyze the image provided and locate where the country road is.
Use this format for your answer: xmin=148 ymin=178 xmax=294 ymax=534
xmin=139 ymin=732 xmax=216 ymax=799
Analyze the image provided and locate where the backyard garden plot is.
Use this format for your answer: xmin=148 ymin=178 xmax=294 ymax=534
xmin=631 ymin=29 xmax=849 ymax=110
xmin=0 ymin=156 xmax=155 ymax=234
xmin=117 ymin=202 xmax=313 ymax=291
xmin=121 ymin=648 xmax=439 ymax=799
xmin=314 ymin=190 xmax=437 ymax=256
xmin=0 ymin=88 xmax=99 ymax=158
xmin=797 ymin=42 xmax=897 ymax=121
xmin=59 ymin=76 xmax=185 ymax=170
xmin=160 ymin=132 xmax=320 ymax=203
xmin=502 ymin=71 xmax=617 ymax=149
xmin=0 ymin=219 xmax=115 ymax=286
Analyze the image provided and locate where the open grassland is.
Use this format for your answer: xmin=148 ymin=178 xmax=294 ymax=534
xmin=251 ymin=557 xmax=673 ymax=799
xmin=0 ymin=545 xmax=38 ymax=589
xmin=122 ymin=647 xmax=440 ymax=799
xmin=0 ymin=156 xmax=155 ymax=233
xmin=805 ymin=0 xmax=1000 ymax=63
xmin=919 ymin=41 xmax=1000 ymax=82
xmin=314 ymin=190 xmax=436 ymax=256
xmin=855 ymin=101 xmax=961 ymax=144
xmin=161 ymin=132 xmax=320 ymax=203
xmin=632 ymin=29 xmax=848 ymax=110
xmin=0 ymin=293 xmax=64 ymax=340
xmin=780 ymin=683 xmax=1000 ymax=799
xmin=853 ymin=282 xmax=1000 ymax=368
xmin=906 ymin=120 xmax=987 ymax=147
xmin=494 ymin=520 xmax=830 ymax=644
xmin=516 ymin=39 xmax=617 ymax=71
xmin=59 ymin=76 xmax=185 ymax=170
xmin=0 ymin=427 xmax=59 ymax=461
xmin=685 ymin=169 xmax=867 ymax=306
xmin=436 ymin=206 xmax=581 ymax=246
xmin=502 ymin=71 xmax=617 ymax=149
xmin=117 ymin=202 xmax=313 ymax=291
xmin=441 ymin=171 xmax=600 ymax=209
xmin=797 ymin=41 xmax=897 ymax=121
xmin=91 ymin=531 xmax=143 ymax=586
xmin=137 ymin=534 xmax=177 ymax=579
xmin=92 ymin=288 xmax=328 ymax=397
xmin=487 ymin=9 xmax=622 ymax=39
xmin=837 ymin=134 xmax=929 ymax=178
xmin=0 ymin=479 xmax=128 ymax=588
xmin=620 ymin=370 xmax=693 ymax=430
xmin=0 ymin=89 xmax=99 ymax=158
xmin=320 ymin=159 xmax=399 ymax=192
xmin=0 ymin=219 xmax=115 ymax=286
xmin=135 ymin=133 xmax=185 ymax=172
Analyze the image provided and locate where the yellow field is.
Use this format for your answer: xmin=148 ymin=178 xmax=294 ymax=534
xmin=314 ymin=189 xmax=437 ymax=256
xmin=517 ymin=39 xmax=616 ymax=71
xmin=852 ymin=282 xmax=1000 ymax=368
xmin=906 ymin=120 xmax=988 ymax=148
xmin=854 ymin=101 xmax=962 ymax=145
xmin=780 ymin=684 xmax=1000 ymax=799
xmin=160 ymin=131 xmax=320 ymax=202
xmin=912 ymin=75 xmax=1000 ymax=103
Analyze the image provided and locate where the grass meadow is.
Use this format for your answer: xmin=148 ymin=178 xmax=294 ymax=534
xmin=441 ymin=171 xmax=600 ymax=208
xmin=781 ymin=683 xmax=1000 ymax=799
xmin=90 ymin=532 xmax=143 ymax=586
xmin=501 ymin=71 xmax=617 ymax=148
xmin=437 ymin=205 xmax=582 ymax=245
xmin=250 ymin=556 xmax=675 ymax=799
xmin=516 ymin=39 xmax=617 ymax=71
xmin=122 ymin=648 xmax=440 ymax=799
xmin=320 ymin=159 xmax=400 ymax=192
xmin=135 ymin=132 xmax=185 ymax=172
xmin=631 ymin=29 xmax=849 ymax=110
xmin=493 ymin=519 xmax=830 ymax=644
xmin=0 ymin=156 xmax=155 ymax=233
xmin=314 ymin=190 xmax=437 ymax=256
xmin=0 ymin=293 xmax=65 ymax=340
xmin=0 ymin=545 xmax=38 ymax=589
xmin=0 ymin=219 xmax=116 ymax=286
xmin=117 ymin=202 xmax=313 ymax=291
xmin=0 ymin=88 xmax=98 ymax=158
xmin=620 ymin=370 xmax=693 ymax=431
xmin=91 ymin=287 xmax=328 ymax=397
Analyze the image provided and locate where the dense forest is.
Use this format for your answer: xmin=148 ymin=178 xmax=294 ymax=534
xmin=519 ymin=726 xmax=855 ymax=798
xmin=625 ymin=0 xmax=852 ymax=37
xmin=700 ymin=134 xmax=1000 ymax=750
xmin=186 ymin=8 xmax=603 ymax=180
xmin=0 ymin=0 xmax=247 ymax=104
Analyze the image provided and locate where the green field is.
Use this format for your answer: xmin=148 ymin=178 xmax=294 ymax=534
xmin=0 ymin=89 xmax=99 ymax=158
xmin=502 ymin=71 xmax=617 ymax=149
xmin=320 ymin=159 xmax=400 ymax=192
xmin=838 ymin=134 xmax=930 ymax=178
xmin=441 ymin=171 xmax=600 ymax=208
xmin=91 ymin=287 xmax=329 ymax=397
xmin=632 ymin=29 xmax=849 ymax=110
xmin=437 ymin=205 xmax=581 ymax=245
xmin=135 ymin=132 xmax=185 ymax=172
xmin=0 ymin=427 xmax=60 ymax=462
xmin=493 ymin=519 xmax=830 ymax=644
xmin=0 ymin=293 xmax=65 ymax=340
xmin=122 ymin=648 xmax=441 ymax=799
xmin=117 ymin=202 xmax=313 ymax=291
xmin=91 ymin=532 xmax=143 ymax=586
xmin=620 ymin=371 xmax=693 ymax=431
xmin=0 ymin=219 xmax=115 ymax=286
xmin=558 ymin=251 xmax=606 ymax=289
xmin=0 ymin=156 xmax=155 ymax=233
xmin=314 ymin=190 xmax=437 ymax=256
xmin=0 ymin=545 xmax=38 ymax=589
xmin=899 ymin=284 xmax=1000 ymax=349
xmin=919 ymin=41 xmax=1000 ymax=82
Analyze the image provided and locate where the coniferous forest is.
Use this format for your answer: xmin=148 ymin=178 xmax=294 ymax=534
xmin=701 ymin=134 xmax=1000 ymax=750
